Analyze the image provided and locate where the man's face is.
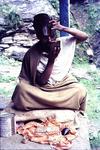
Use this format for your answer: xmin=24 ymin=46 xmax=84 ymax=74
xmin=35 ymin=24 xmax=55 ymax=44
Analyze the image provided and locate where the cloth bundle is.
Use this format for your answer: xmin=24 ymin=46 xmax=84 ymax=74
xmin=17 ymin=116 xmax=77 ymax=150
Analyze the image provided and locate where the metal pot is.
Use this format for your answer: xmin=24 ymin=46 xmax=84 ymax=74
xmin=0 ymin=112 xmax=16 ymax=137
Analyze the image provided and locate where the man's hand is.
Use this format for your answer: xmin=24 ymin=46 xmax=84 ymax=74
xmin=49 ymin=20 xmax=63 ymax=31
xmin=48 ymin=41 xmax=60 ymax=63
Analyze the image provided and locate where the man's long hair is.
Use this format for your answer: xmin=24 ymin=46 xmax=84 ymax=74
xmin=33 ymin=13 xmax=51 ymax=29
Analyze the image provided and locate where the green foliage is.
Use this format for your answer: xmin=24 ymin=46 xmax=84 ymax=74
xmin=0 ymin=3 xmax=11 ymax=16
xmin=0 ymin=75 xmax=16 ymax=83
xmin=72 ymin=59 xmax=100 ymax=122
xmin=85 ymin=5 xmax=100 ymax=34
xmin=0 ymin=3 xmax=22 ymax=30
xmin=90 ymin=133 xmax=100 ymax=148
xmin=73 ymin=49 xmax=88 ymax=66
xmin=73 ymin=55 xmax=88 ymax=66
xmin=49 ymin=0 xmax=59 ymax=13
xmin=75 ymin=65 xmax=100 ymax=148
xmin=0 ymin=55 xmax=20 ymax=97
xmin=0 ymin=55 xmax=21 ymax=66
xmin=80 ymin=69 xmax=100 ymax=120
xmin=4 ymin=11 xmax=22 ymax=30
xmin=0 ymin=88 xmax=11 ymax=96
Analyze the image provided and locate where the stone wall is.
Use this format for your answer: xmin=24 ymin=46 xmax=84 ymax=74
xmin=0 ymin=0 xmax=58 ymax=61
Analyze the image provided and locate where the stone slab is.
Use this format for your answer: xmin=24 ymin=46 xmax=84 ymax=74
xmin=0 ymin=116 xmax=91 ymax=150
xmin=0 ymin=104 xmax=91 ymax=150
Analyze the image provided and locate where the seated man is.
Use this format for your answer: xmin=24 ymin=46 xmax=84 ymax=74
xmin=12 ymin=13 xmax=88 ymax=111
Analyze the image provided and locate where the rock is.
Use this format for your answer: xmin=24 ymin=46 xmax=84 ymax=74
xmin=5 ymin=46 xmax=28 ymax=56
xmin=0 ymin=27 xmax=7 ymax=39
xmin=0 ymin=0 xmax=58 ymax=24
xmin=10 ymin=51 xmax=25 ymax=61
xmin=1 ymin=37 xmax=13 ymax=44
xmin=0 ymin=44 xmax=9 ymax=48
xmin=0 ymin=47 xmax=5 ymax=52
xmin=96 ymin=58 xmax=100 ymax=68
xmin=0 ymin=17 xmax=5 ymax=25
xmin=70 ymin=67 xmax=93 ymax=80
xmin=0 ymin=0 xmax=58 ymax=61
xmin=0 ymin=44 xmax=9 ymax=53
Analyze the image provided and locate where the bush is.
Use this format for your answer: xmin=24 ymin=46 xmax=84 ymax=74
xmin=0 ymin=3 xmax=22 ymax=30
xmin=4 ymin=11 xmax=22 ymax=30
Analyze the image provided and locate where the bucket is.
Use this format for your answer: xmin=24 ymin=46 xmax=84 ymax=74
xmin=0 ymin=112 xmax=16 ymax=137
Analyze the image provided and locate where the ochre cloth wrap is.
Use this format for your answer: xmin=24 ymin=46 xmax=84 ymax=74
xmin=12 ymin=75 xmax=86 ymax=111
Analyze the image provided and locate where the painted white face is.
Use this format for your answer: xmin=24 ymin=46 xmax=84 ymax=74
xmin=36 ymin=25 xmax=52 ymax=43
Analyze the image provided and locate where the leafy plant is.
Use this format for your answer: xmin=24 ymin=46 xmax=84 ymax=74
xmin=0 ymin=55 xmax=21 ymax=66
xmin=0 ymin=3 xmax=11 ymax=16
xmin=0 ymin=3 xmax=22 ymax=30
xmin=85 ymin=5 xmax=100 ymax=34
xmin=0 ymin=75 xmax=16 ymax=83
xmin=49 ymin=0 xmax=59 ymax=13
xmin=4 ymin=11 xmax=22 ymax=30
xmin=90 ymin=132 xmax=100 ymax=148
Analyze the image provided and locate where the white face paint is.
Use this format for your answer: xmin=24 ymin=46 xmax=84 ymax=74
xmin=42 ymin=26 xmax=49 ymax=36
